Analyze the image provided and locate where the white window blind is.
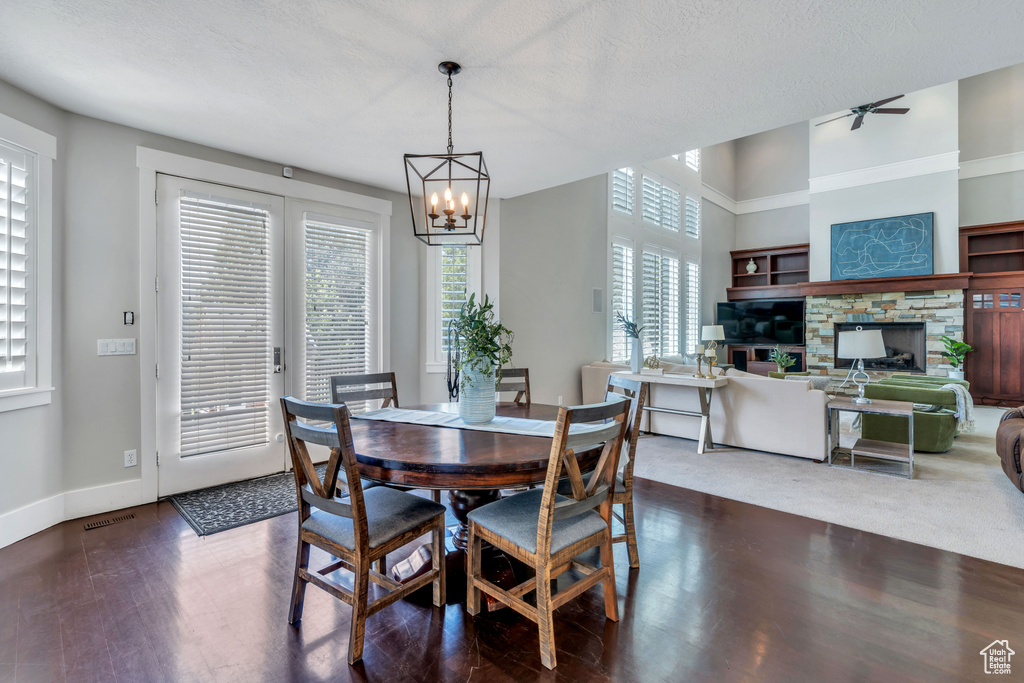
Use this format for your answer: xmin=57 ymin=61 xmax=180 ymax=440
xmin=685 ymin=149 xmax=700 ymax=172
xmin=304 ymin=216 xmax=374 ymax=410
xmin=610 ymin=240 xmax=634 ymax=363
xmin=0 ymin=141 xmax=32 ymax=387
xmin=641 ymin=175 xmax=680 ymax=232
xmin=685 ymin=260 xmax=700 ymax=355
xmin=685 ymin=196 xmax=701 ymax=238
xmin=179 ymin=192 xmax=272 ymax=457
xmin=611 ymin=167 xmax=634 ymax=215
xmin=440 ymin=245 xmax=469 ymax=352
xmin=641 ymin=248 xmax=680 ymax=358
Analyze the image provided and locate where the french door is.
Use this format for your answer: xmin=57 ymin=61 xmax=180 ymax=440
xmin=156 ymin=175 xmax=286 ymax=496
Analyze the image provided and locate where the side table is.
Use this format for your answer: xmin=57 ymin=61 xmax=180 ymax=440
xmin=827 ymin=397 xmax=915 ymax=479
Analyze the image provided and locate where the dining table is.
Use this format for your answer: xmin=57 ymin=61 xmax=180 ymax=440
xmin=349 ymin=401 xmax=603 ymax=604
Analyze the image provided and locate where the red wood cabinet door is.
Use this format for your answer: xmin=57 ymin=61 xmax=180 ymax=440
xmin=967 ymin=288 xmax=1024 ymax=403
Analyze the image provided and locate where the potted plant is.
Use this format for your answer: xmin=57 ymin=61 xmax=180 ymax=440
xmin=446 ymin=294 xmax=514 ymax=424
xmin=615 ymin=311 xmax=645 ymax=373
xmin=940 ymin=335 xmax=973 ymax=381
xmin=768 ymin=345 xmax=796 ymax=373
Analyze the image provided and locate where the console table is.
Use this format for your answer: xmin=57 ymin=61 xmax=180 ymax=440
xmin=613 ymin=371 xmax=729 ymax=454
xmin=827 ymin=397 xmax=915 ymax=478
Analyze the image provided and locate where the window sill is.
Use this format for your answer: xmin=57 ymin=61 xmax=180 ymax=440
xmin=425 ymin=362 xmax=449 ymax=375
xmin=0 ymin=387 xmax=55 ymax=413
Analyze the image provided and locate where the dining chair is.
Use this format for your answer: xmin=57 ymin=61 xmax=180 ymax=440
xmin=496 ymin=367 xmax=530 ymax=405
xmin=465 ymin=398 xmax=631 ymax=669
xmin=280 ymin=396 xmax=446 ymax=665
xmin=330 ymin=371 xmax=400 ymax=408
xmin=603 ymin=374 xmax=647 ymax=568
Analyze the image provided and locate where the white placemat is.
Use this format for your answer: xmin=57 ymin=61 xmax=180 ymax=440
xmin=353 ymin=407 xmax=609 ymax=438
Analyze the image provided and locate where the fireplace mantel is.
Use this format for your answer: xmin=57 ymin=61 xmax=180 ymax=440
xmin=728 ymin=272 xmax=971 ymax=300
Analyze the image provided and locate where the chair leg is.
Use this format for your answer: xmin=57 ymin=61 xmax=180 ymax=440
xmin=622 ymin=499 xmax=640 ymax=569
xmin=600 ymin=531 xmax=619 ymax=622
xmin=348 ymin=561 xmax=370 ymax=665
xmin=432 ymin=518 xmax=446 ymax=607
xmin=289 ymin=539 xmax=311 ymax=624
xmin=536 ymin=563 xmax=557 ymax=669
xmin=466 ymin=523 xmax=482 ymax=615
xmin=375 ymin=556 xmax=387 ymax=575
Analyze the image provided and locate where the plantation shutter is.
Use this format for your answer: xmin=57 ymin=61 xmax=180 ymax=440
xmin=685 ymin=260 xmax=700 ymax=354
xmin=685 ymin=196 xmax=701 ymax=238
xmin=641 ymin=175 xmax=680 ymax=231
xmin=641 ymin=248 xmax=681 ymax=358
xmin=660 ymin=254 xmax=680 ymax=355
xmin=641 ymin=250 xmax=661 ymax=358
xmin=0 ymin=141 xmax=32 ymax=385
xmin=610 ymin=240 xmax=634 ymax=363
xmin=304 ymin=214 xmax=374 ymax=408
xmin=611 ymin=167 xmax=634 ymax=215
xmin=179 ymin=192 xmax=272 ymax=457
xmin=685 ymin=148 xmax=700 ymax=172
xmin=441 ymin=245 xmax=469 ymax=352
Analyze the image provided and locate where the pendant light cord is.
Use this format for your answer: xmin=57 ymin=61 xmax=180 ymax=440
xmin=447 ymin=73 xmax=454 ymax=155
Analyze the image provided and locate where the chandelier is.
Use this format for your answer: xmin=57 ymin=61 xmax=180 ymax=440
xmin=404 ymin=62 xmax=490 ymax=246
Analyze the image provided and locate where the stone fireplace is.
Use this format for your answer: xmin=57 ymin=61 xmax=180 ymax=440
xmin=805 ymin=289 xmax=964 ymax=377
xmin=833 ymin=321 xmax=927 ymax=373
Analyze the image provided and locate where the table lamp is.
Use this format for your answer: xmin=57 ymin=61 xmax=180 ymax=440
xmin=837 ymin=326 xmax=886 ymax=404
xmin=701 ymin=325 xmax=725 ymax=376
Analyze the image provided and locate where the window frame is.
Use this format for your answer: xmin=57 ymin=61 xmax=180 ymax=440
xmin=425 ymin=243 xmax=481 ymax=373
xmin=0 ymin=113 xmax=54 ymax=413
xmin=608 ymin=235 xmax=635 ymax=364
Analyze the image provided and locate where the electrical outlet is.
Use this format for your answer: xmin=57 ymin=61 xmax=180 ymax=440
xmin=124 ymin=449 xmax=137 ymax=467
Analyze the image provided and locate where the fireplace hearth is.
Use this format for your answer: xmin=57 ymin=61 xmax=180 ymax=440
xmin=833 ymin=322 xmax=927 ymax=373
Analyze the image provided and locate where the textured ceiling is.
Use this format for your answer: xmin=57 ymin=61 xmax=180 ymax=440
xmin=2 ymin=1 xmax=1024 ymax=198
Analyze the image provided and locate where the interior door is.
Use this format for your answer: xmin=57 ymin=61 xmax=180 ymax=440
xmin=966 ymin=287 xmax=1024 ymax=404
xmin=157 ymin=175 xmax=286 ymax=496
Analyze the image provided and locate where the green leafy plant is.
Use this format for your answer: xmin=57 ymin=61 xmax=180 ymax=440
xmin=615 ymin=311 xmax=644 ymax=339
xmin=940 ymin=335 xmax=973 ymax=369
xmin=447 ymin=293 xmax=514 ymax=388
xmin=768 ymin=345 xmax=796 ymax=373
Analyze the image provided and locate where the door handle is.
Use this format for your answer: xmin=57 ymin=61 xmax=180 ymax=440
xmin=273 ymin=347 xmax=283 ymax=373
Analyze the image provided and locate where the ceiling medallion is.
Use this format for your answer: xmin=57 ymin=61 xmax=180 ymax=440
xmin=404 ymin=61 xmax=490 ymax=246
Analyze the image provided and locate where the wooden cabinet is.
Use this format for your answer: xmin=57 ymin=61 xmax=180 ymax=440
xmin=728 ymin=244 xmax=809 ymax=300
xmin=728 ymin=344 xmax=806 ymax=376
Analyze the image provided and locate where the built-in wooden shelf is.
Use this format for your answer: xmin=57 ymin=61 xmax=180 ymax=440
xmin=729 ymin=244 xmax=809 ymax=300
xmin=727 ymin=272 xmax=970 ymax=300
xmin=961 ymin=221 xmax=1024 ymax=275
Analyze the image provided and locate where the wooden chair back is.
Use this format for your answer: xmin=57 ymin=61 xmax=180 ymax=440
xmin=537 ymin=398 xmax=631 ymax=554
xmin=496 ymin=367 xmax=531 ymax=405
xmin=604 ymin=375 xmax=647 ymax=484
xmin=330 ymin=372 xmax=400 ymax=409
xmin=280 ymin=396 xmax=369 ymax=549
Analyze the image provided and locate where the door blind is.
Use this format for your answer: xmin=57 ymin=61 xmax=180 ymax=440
xmin=641 ymin=249 xmax=680 ymax=357
xmin=611 ymin=167 xmax=634 ymax=215
xmin=611 ymin=240 xmax=634 ymax=363
xmin=641 ymin=175 xmax=680 ymax=231
xmin=0 ymin=141 xmax=31 ymax=381
xmin=304 ymin=216 xmax=374 ymax=410
xmin=179 ymin=192 xmax=272 ymax=457
xmin=441 ymin=244 xmax=469 ymax=352
xmin=685 ymin=260 xmax=700 ymax=355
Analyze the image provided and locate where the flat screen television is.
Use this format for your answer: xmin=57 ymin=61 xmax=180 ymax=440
xmin=717 ymin=300 xmax=805 ymax=346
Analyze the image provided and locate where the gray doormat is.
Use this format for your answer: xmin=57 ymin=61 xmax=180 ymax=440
xmin=167 ymin=465 xmax=325 ymax=536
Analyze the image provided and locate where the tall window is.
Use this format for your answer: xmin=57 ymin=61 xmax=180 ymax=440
xmin=685 ymin=260 xmax=700 ymax=354
xmin=303 ymin=215 xmax=374 ymax=408
xmin=440 ymin=244 xmax=469 ymax=352
xmin=425 ymin=243 xmax=480 ymax=371
xmin=685 ymin=196 xmax=701 ymax=239
xmin=641 ymin=247 xmax=680 ymax=358
xmin=610 ymin=238 xmax=634 ymax=363
xmin=641 ymin=174 xmax=680 ymax=232
xmin=685 ymin=149 xmax=700 ymax=172
xmin=611 ymin=167 xmax=634 ymax=215
xmin=0 ymin=140 xmax=32 ymax=389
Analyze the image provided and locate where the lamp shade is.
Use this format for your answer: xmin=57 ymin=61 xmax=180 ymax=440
xmin=837 ymin=328 xmax=886 ymax=359
xmin=701 ymin=325 xmax=725 ymax=342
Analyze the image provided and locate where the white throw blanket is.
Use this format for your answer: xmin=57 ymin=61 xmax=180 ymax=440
xmin=942 ymin=383 xmax=975 ymax=433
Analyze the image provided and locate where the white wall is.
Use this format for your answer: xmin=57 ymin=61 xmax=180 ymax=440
xmin=735 ymin=204 xmax=809 ymax=249
xmin=734 ymin=122 xmax=809 ymax=200
xmin=701 ymin=199 xmax=735 ymax=325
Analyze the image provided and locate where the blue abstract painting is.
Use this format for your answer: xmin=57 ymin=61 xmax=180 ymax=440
xmin=830 ymin=212 xmax=933 ymax=281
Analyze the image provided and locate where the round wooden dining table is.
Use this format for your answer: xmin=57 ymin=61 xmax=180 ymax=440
xmin=349 ymin=401 xmax=602 ymax=602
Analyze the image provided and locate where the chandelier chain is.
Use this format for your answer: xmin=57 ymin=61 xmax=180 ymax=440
xmin=447 ymin=73 xmax=454 ymax=155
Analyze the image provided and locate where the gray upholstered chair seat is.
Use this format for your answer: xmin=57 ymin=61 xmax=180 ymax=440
xmin=467 ymin=488 xmax=607 ymax=555
xmin=303 ymin=487 xmax=445 ymax=550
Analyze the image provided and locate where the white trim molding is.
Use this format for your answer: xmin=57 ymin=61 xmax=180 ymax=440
xmin=0 ymin=479 xmax=143 ymax=549
xmin=700 ymin=183 xmax=737 ymax=214
xmin=959 ymin=150 xmax=1024 ymax=180
xmin=735 ymin=189 xmax=809 ymax=215
xmin=809 ymin=151 xmax=960 ymax=194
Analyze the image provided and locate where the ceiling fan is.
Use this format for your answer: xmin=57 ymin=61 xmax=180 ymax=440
xmin=815 ymin=95 xmax=910 ymax=131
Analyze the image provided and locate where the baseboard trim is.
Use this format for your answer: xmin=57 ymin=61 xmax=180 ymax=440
xmin=0 ymin=478 xmax=144 ymax=549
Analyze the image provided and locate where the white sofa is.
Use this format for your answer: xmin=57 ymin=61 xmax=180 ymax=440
xmin=582 ymin=361 xmax=829 ymax=460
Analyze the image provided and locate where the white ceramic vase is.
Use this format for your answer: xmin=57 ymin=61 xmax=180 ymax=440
xmin=630 ymin=337 xmax=643 ymax=373
xmin=948 ymin=369 xmax=965 ymax=381
xmin=459 ymin=361 xmax=496 ymax=424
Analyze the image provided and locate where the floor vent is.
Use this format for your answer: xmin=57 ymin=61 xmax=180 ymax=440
xmin=84 ymin=513 xmax=136 ymax=530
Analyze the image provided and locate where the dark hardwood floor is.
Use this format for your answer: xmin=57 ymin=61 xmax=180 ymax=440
xmin=1 ymin=478 xmax=1022 ymax=682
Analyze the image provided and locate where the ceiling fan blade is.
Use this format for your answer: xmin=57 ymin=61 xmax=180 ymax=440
xmin=851 ymin=115 xmax=865 ymax=131
xmin=815 ymin=113 xmax=854 ymax=126
xmin=873 ymin=108 xmax=910 ymax=114
xmin=871 ymin=95 xmax=905 ymax=107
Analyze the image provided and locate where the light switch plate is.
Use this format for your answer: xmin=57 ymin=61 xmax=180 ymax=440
xmin=98 ymin=339 xmax=137 ymax=356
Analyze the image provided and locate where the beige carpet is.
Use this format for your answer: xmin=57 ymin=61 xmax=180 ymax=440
xmin=633 ymin=405 xmax=1024 ymax=569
